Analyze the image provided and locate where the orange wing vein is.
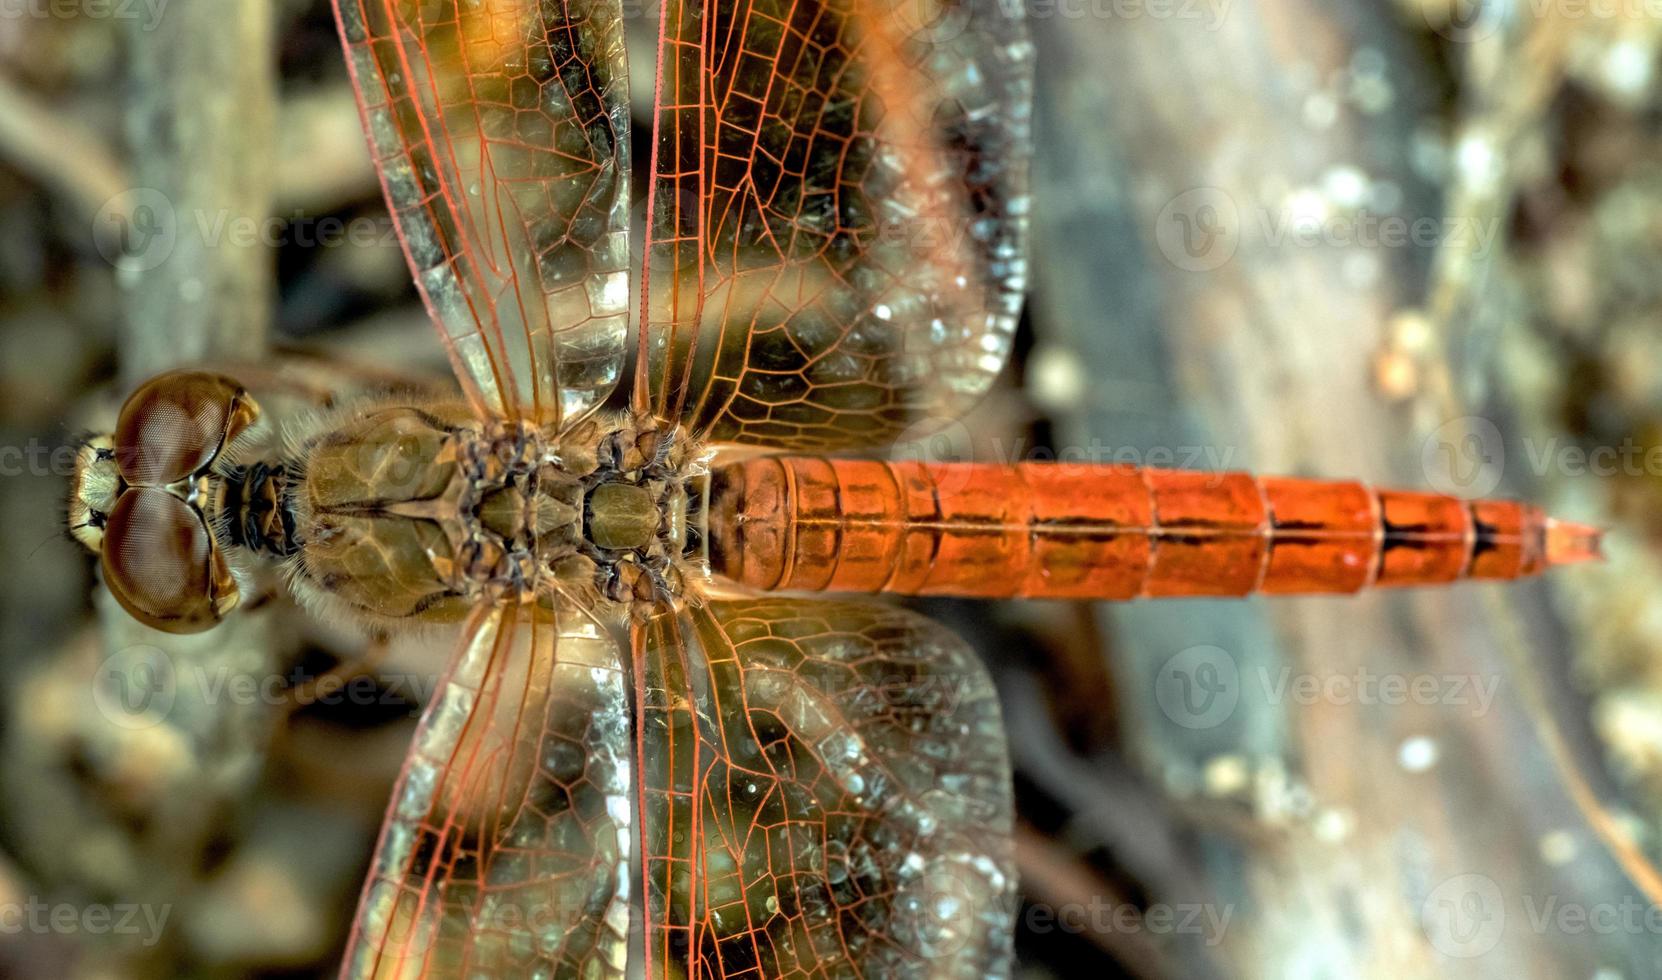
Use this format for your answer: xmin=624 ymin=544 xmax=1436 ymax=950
xmin=635 ymin=597 xmax=1016 ymax=977
xmin=340 ymin=598 xmax=632 ymax=978
xmin=638 ymin=0 xmax=1033 ymax=449
xmin=333 ymin=0 xmax=632 ymax=425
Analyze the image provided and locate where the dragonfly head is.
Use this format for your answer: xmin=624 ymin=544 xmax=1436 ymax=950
xmin=68 ymin=370 xmax=261 ymax=633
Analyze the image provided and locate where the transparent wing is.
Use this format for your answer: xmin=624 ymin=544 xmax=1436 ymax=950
xmin=634 ymin=598 xmax=1016 ymax=977
xmin=341 ymin=597 xmax=631 ymax=978
xmin=333 ymin=0 xmax=631 ymax=425
xmin=637 ymin=0 xmax=1033 ymax=450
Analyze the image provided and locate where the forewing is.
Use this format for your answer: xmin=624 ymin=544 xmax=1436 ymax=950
xmin=638 ymin=0 xmax=1033 ymax=449
xmin=635 ymin=598 xmax=1016 ymax=977
xmin=341 ymin=598 xmax=631 ymax=978
xmin=334 ymin=0 xmax=631 ymax=424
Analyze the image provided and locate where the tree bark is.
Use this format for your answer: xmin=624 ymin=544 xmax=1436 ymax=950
xmin=119 ymin=0 xmax=274 ymax=384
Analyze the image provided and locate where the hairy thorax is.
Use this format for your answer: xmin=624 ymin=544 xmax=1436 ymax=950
xmin=279 ymin=404 xmax=706 ymax=628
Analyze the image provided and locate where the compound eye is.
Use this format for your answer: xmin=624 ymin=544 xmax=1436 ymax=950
xmin=101 ymin=488 xmax=240 ymax=634
xmin=115 ymin=371 xmax=259 ymax=485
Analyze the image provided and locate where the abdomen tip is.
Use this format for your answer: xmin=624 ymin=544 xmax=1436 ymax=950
xmin=1545 ymin=517 xmax=1605 ymax=567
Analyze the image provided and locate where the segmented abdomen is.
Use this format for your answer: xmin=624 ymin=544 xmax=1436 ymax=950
xmin=707 ymin=457 xmax=1594 ymax=599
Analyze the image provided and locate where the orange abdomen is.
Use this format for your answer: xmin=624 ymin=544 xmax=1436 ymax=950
xmin=706 ymin=457 xmax=1599 ymax=599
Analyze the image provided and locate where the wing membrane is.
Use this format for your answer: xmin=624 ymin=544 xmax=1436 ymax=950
xmin=638 ymin=0 xmax=1033 ymax=449
xmin=334 ymin=0 xmax=631 ymax=424
xmin=341 ymin=597 xmax=631 ymax=978
xmin=635 ymin=598 xmax=1016 ymax=977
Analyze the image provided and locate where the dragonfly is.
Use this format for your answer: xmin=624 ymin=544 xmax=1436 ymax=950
xmin=65 ymin=0 xmax=1601 ymax=975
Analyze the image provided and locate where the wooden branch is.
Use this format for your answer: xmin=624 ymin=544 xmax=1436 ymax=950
xmin=119 ymin=0 xmax=275 ymax=386
xmin=0 ymin=74 xmax=127 ymax=220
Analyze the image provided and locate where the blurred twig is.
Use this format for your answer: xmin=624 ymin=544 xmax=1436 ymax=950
xmin=1012 ymin=823 xmax=1170 ymax=980
xmin=1002 ymin=672 xmax=1230 ymax=979
xmin=0 ymin=73 xmax=127 ymax=220
xmin=120 ymin=0 xmax=275 ymax=384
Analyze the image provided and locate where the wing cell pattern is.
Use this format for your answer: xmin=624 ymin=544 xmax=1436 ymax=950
xmin=335 ymin=0 xmax=632 ymax=424
xmin=640 ymin=0 xmax=1033 ymax=449
xmin=636 ymin=598 xmax=1016 ymax=977
xmin=341 ymin=599 xmax=632 ymax=978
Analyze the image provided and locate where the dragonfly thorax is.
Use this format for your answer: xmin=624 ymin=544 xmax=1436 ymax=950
xmin=574 ymin=417 xmax=707 ymax=609
xmin=289 ymin=407 xmax=705 ymax=628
